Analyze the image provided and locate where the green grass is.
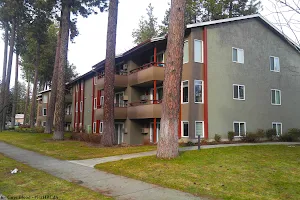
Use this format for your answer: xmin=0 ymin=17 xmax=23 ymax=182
xmin=0 ymin=131 xmax=156 ymax=160
xmin=0 ymin=154 xmax=112 ymax=199
xmin=95 ymin=145 xmax=300 ymax=200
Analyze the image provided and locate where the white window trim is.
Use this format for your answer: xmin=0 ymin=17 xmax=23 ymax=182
xmin=80 ymin=101 xmax=83 ymax=112
xmin=271 ymin=89 xmax=281 ymax=106
xmin=183 ymin=40 xmax=189 ymax=64
xmin=181 ymin=121 xmax=189 ymax=137
xmin=233 ymin=84 xmax=245 ymax=100
xmin=272 ymin=122 xmax=282 ymax=136
xmin=181 ymin=80 xmax=189 ymax=104
xmin=195 ymin=121 xmax=204 ymax=138
xmin=76 ymin=84 xmax=78 ymax=92
xmin=194 ymin=80 xmax=204 ymax=104
xmin=194 ymin=39 xmax=203 ymax=63
xmin=75 ymin=102 xmax=78 ymax=112
xmin=81 ymin=81 xmax=84 ymax=90
xmin=93 ymin=122 xmax=96 ymax=133
xmin=99 ymin=122 xmax=103 ymax=133
xmin=42 ymin=121 xmax=46 ymax=127
xmin=232 ymin=47 xmax=244 ymax=64
xmin=94 ymin=98 xmax=97 ymax=110
xmin=270 ymin=56 xmax=280 ymax=72
xmin=233 ymin=121 xmax=247 ymax=137
xmin=42 ymin=108 xmax=47 ymax=116
xmin=94 ymin=76 xmax=97 ymax=85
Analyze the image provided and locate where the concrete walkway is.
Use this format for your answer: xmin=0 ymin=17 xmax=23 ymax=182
xmin=0 ymin=142 xmax=203 ymax=200
xmin=69 ymin=142 xmax=300 ymax=167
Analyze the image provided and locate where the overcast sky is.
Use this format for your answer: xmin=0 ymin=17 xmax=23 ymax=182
xmin=0 ymin=0 xmax=298 ymax=87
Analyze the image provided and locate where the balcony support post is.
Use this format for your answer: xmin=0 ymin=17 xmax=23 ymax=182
xmin=154 ymin=118 xmax=157 ymax=143
xmin=154 ymin=80 xmax=157 ymax=104
xmin=154 ymin=46 xmax=157 ymax=66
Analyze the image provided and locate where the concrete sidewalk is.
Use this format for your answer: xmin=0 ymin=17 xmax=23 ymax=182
xmin=0 ymin=142 xmax=204 ymax=200
xmin=69 ymin=142 xmax=300 ymax=167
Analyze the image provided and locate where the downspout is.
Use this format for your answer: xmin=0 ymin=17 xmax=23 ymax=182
xmin=92 ymin=77 xmax=95 ymax=133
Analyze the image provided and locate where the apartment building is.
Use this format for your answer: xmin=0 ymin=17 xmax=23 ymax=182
xmin=36 ymin=88 xmax=73 ymax=131
xmin=39 ymin=14 xmax=300 ymax=144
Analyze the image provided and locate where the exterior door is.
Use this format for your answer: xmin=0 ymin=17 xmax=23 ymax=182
xmin=115 ymin=92 xmax=124 ymax=107
xmin=150 ymin=122 xmax=160 ymax=143
xmin=114 ymin=123 xmax=124 ymax=144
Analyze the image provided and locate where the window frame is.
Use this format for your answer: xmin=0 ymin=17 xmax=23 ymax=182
xmin=194 ymin=39 xmax=203 ymax=63
xmin=232 ymin=47 xmax=244 ymax=64
xmin=272 ymin=122 xmax=282 ymax=136
xmin=94 ymin=98 xmax=97 ymax=110
xmin=93 ymin=122 xmax=96 ymax=133
xmin=81 ymin=81 xmax=84 ymax=90
xmin=194 ymin=80 xmax=204 ymax=104
xmin=94 ymin=76 xmax=97 ymax=85
xmin=233 ymin=121 xmax=247 ymax=137
xmin=271 ymin=89 xmax=281 ymax=105
xmin=99 ymin=122 xmax=103 ymax=133
xmin=42 ymin=108 xmax=47 ymax=116
xmin=181 ymin=80 xmax=189 ymax=104
xmin=75 ymin=102 xmax=78 ymax=112
xmin=233 ymin=84 xmax=245 ymax=100
xmin=183 ymin=40 xmax=189 ymax=64
xmin=195 ymin=121 xmax=204 ymax=138
xmin=181 ymin=121 xmax=189 ymax=137
xmin=42 ymin=121 xmax=46 ymax=127
xmin=80 ymin=101 xmax=83 ymax=112
xmin=270 ymin=56 xmax=280 ymax=72
xmin=42 ymin=94 xmax=48 ymax=103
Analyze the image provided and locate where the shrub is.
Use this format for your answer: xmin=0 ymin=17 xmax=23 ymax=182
xmin=278 ymin=133 xmax=295 ymax=142
xmin=186 ymin=141 xmax=194 ymax=146
xmin=287 ymin=128 xmax=300 ymax=141
xmin=241 ymin=132 xmax=261 ymax=143
xmin=70 ymin=132 xmax=102 ymax=144
xmin=228 ymin=131 xmax=235 ymax=141
xmin=214 ymin=134 xmax=221 ymax=142
xmin=266 ymin=128 xmax=277 ymax=140
xmin=19 ymin=124 xmax=30 ymax=128
xmin=200 ymin=138 xmax=208 ymax=145
xmin=255 ymin=129 xmax=265 ymax=139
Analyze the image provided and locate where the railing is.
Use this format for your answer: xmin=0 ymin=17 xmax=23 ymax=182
xmin=129 ymin=62 xmax=165 ymax=74
xmin=96 ymin=102 xmax=128 ymax=109
xmin=97 ymin=70 xmax=128 ymax=79
xmin=129 ymin=100 xmax=162 ymax=107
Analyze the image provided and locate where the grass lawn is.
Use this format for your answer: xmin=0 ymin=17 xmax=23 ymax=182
xmin=0 ymin=131 xmax=156 ymax=160
xmin=0 ymin=154 xmax=112 ymax=199
xmin=95 ymin=145 xmax=300 ymax=200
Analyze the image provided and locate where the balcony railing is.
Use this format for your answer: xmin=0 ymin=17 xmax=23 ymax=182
xmin=97 ymin=70 xmax=128 ymax=79
xmin=96 ymin=102 xmax=128 ymax=109
xmin=129 ymin=100 xmax=162 ymax=107
xmin=129 ymin=62 xmax=165 ymax=74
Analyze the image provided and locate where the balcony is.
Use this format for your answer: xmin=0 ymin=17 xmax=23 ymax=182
xmin=65 ymin=94 xmax=72 ymax=103
xmin=65 ymin=114 xmax=72 ymax=122
xmin=95 ymin=103 xmax=128 ymax=120
xmin=127 ymin=100 xmax=162 ymax=119
xmin=96 ymin=71 xmax=128 ymax=90
xmin=128 ymin=63 xmax=164 ymax=87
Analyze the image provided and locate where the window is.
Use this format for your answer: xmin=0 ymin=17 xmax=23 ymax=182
xmin=75 ymin=123 xmax=77 ymax=129
xmin=181 ymin=81 xmax=189 ymax=104
xmin=65 ymin=104 xmax=71 ymax=115
xmin=272 ymin=122 xmax=282 ymax=136
xmin=271 ymin=89 xmax=281 ymax=105
xmin=76 ymin=84 xmax=78 ymax=92
xmin=182 ymin=121 xmax=189 ymax=137
xmin=232 ymin=47 xmax=244 ymax=64
xmin=183 ymin=40 xmax=189 ymax=64
xmin=100 ymin=96 xmax=104 ymax=107
xmin=233 ymin=84 xmax=245 ymax=100
xmin=195 ymin=121 xmax=204 ymax=138
xmin=233 ymin=121 xmax=246 ymax=137
xmin=270 ymin=56 xmax=280 ymax=72
xmin=94 ymin=98 xmax=97 ymax=110
xmin=194 ymin=40 xmax=203 ymax=63
xmin=75 ymin=102 xmax=78 ymax=112
xmin=94 ymin=76 xmax=97 ymax=85
xmin=42 ymin=94 xmax=48 ymax=103
xmin=93 ymin=122 xmax=96 ymax=133
xmin=42 ymin=121 xmax=46 ymax=127
xmin=99 ymin=122 xmax=103 ymax=133
xmin=43 ymin=108 xmax=47 ymax=116
xmin=80 ymin=101 xmax=83 ymax=112
xmin=194 ymin=80 xmax=203 ymax=103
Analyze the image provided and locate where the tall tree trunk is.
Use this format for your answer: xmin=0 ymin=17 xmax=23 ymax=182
xmin=53 ymin=0 xmax=70 ymax=140
xmin=11 ymin=54 xmax=19 ymax=128
xmin=0 ymin=22 xmax=9 ymax=132
xmin=24 ymin=80 xmax=30 ymax=125
xmin=29 ymin=43 xmax=40 ymax=128
xmin=102 ymin=0 xmax=119 ymax=146
xmin=229 ymin=0 xmax=233 ymax=18
xmin=45 ymin=31 xmax=61 ymax=133
xmin=157 ymin=0 xmax=186 ymax=159
xmin=2 ymin=21 xmax=16 ymax=130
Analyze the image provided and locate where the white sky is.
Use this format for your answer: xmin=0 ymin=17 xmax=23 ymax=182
xmin=0 ymin=0 xmax=299 ymax=87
